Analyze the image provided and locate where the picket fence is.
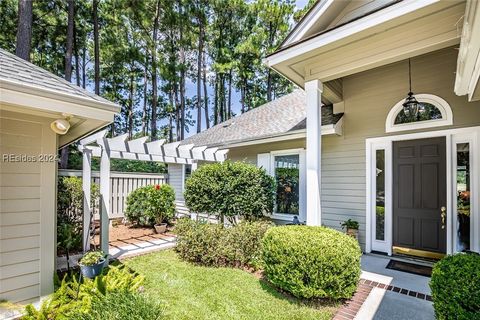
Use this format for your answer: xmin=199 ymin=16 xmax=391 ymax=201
xmin=58 ymin=169 xmax=168 ymax=218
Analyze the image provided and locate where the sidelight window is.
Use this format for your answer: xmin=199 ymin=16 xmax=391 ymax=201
xmin=456 ymin=143 xmax=470 ymax=252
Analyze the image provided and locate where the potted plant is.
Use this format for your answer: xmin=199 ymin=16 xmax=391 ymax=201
xmin=341 ymin=219 xmax=359 ymax=239
xmin=154 ymin=216 xmax=168 ymax=234
xmin=79 ymin=251 xmax=106 ymax=279
xmin=150 ymin=185 xmax=175 ymax=234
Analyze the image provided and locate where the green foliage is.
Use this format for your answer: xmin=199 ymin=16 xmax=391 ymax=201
xmin=125 ymin=184 xmax=176 ymax=226
xmin=125 ymin=250 xmax=336 ymax=320
xmin=57 ymin=177 xmax=99 ymax=256
xmin=68 ymin=291 xmax=163 ymax=320
xmin=22 ymin=265 xmax=145 ymax=320
xmin=79 ymin=251 xmax=105 ymax=266
xmin=175 ymin=218 xmax=272 ymax=268
xmin=184 ymin=161 xmax=276 ymax=224
xmin=340 ymin=219 xmax=359 ymax=230
xmin=430 ymin=253 xmax=480 ymax=320
xmin=262 ymin=226 xmax=361 ymax=299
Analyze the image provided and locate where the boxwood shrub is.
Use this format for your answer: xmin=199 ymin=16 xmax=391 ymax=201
xmin=430 ymin=253 xmax=480 ymax=320
xmin=175 ymin=218 xmax=272 ymax=268
xmin=262 ymin=226 xmax=361 ymax=299
xmin=184 ymin=161 xmax=276 ymax=223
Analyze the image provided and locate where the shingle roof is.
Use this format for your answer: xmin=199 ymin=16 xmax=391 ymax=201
xmin=182 ymin=90 xmax=343 ymax=147
xmin=0 ymin=48 xmax=118 ymax=108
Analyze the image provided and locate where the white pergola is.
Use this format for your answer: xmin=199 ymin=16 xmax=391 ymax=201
xmin=78 ymin=129 xmax=228 ymax=255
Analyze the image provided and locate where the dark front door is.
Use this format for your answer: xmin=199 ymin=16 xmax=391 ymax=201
xmin=393 ymin=137 xmax=446 ymax=254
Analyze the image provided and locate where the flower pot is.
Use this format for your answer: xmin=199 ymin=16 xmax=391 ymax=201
xmin=154 ymin=223 xmax=167 ymax=234
xmin=80 ymin=258 xmax=105 ymax=279
xmin=346 ymin=228 xmax=359 ymax=239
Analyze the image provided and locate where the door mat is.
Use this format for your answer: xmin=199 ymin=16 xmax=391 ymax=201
xmin=386 ymin=260 xmax=432 ymax=277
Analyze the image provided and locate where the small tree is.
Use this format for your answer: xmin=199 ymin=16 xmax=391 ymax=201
xmin=184 ymin=161 xmax=276 ymax=224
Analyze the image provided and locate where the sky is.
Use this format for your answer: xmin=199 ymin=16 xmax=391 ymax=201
xmin=182 ymin=0 xmax=310 ymax=137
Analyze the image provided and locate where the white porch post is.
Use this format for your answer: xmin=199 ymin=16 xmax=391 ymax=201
xmin=99 ymin=139 xmax=111 ymax=255
xmin=82 ymin=148 xmax=92 ymax=252
xmin=305 ymin=79 xmax=323 ymax=226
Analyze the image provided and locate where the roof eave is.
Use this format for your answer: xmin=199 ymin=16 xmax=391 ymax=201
xmin=0 ymin=78 xmax=121 ymax=113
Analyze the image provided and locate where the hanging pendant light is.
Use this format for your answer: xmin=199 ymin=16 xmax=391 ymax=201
xmin=402 ymin=59 xmax=419 ymax=118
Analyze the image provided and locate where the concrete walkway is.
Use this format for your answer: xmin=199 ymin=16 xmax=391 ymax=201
xmin=355 ymin=255 xmax=435 ymax=320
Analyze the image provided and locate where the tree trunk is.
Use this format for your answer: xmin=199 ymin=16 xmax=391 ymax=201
xmin=150 ymin=0 xmax=161 ymax=139
xmin=169 ymin=90 xmax=174 ymax=142
xmin=73 ymin=21 xmax=80 ymax=86
xmin=15 ymin=0 xmax=33 ymax=61
xmin=196 ymin=21 xmax=203 ymax=133
xmin=227 ymin=69 xmax=232 ymax=119
xmin=213 ymin=74 xmax=218 ymax=125
xmin=202 ymin=51 xmax=209 ymax=129
xmin=93 ymin=0 xmax=100 ymax=95
xmin=267 ymin=69 xmax=272 ymax=102
xmin=240 ymin=80 xmax=245 ymax=114
xmin=142 ymin=57 xmax=148 ymax=136
xmin=60 ymin=0 xmax=75 ymax=170
xmin=65 ymin=0 xmax=74 ymax=82
xmin=127 ymin=68 xmax=134 ymax=139
xmin=179 ymin=1 xmax=186 ymax=141
xmin=82 ymin=47 xmax=86 ymax=89
xmin=175 ymin=86 xmax=181 ymax=141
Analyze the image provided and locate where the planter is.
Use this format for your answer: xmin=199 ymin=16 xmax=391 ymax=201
xmin=80 ymin=258 xmax=105 ymax=279
xmin=346 ymin=228 xmax=359 ymax=239
xmin=154 ymin=223 xmax=167 ymax=234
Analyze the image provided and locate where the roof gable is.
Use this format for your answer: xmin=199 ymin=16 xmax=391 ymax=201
xmin=281 ymin=0 xmax=400 ymax=49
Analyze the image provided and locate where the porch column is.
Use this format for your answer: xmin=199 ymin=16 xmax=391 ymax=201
xmin=82 ymin=148 xmax=92 ymax=252
xmin=305 ymin=79 xmax=323 ymax=226
xmin=98 ymin=139 xmax=111 ymax=255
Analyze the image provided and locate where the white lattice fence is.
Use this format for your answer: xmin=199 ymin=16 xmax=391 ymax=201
xmin=58 ymin=169 xmax=168 ymax=218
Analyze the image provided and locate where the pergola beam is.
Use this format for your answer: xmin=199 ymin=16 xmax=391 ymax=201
xmin=78 ymin=133 xmax=229 ymax=258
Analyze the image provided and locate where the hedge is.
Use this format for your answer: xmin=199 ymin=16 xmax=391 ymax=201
xmin=430 ymin=253 xmax=480 ymax=320
xmin=175 ymin=218 xmax=272 ymax=268
xmin=262 ymin=226 xmax=361 ymax=299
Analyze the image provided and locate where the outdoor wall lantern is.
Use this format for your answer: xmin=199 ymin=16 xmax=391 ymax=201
xmin=402 ymin=59 xmax=419 ymax=118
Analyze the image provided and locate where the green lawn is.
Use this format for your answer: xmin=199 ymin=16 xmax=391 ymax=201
xmin=124 ymin=250 xmax=337 ymax=320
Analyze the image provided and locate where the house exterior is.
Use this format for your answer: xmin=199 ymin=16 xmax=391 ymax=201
xmin=172 ymin=90 xmax=343 ymax=222
xmin=176 ymin=0 xmax=480 ymax=259
xmin=265 ymin=0 xmax=480 ymax=258
xmin=0 ymin=49 xmax=119 ymax=303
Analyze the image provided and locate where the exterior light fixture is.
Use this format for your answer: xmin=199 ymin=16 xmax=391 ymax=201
xmin=402 ymin=59 xmax=419 ymax=118
xmin=50 ymin=114 xmax=71 ymax=135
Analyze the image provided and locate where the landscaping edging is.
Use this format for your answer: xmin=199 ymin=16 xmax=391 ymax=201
xmin=333 ymin=279 xmax=432 ymax=320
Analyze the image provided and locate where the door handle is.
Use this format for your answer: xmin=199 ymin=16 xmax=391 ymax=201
xmin=440 ymin=206 xmax=446 ymax=229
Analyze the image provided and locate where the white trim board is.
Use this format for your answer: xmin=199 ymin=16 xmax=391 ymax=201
xmin=366 ymin=126 xmax=480 ymax=255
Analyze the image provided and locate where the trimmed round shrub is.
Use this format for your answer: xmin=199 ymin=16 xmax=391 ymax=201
xmin=184 ymin=161 xmax=276 ymax=223
xmin=430 ymin=253 xmax=480 ymax=320
xmin=262 ymin=226 xmax=361 ymax=299
xmin=175 ymin=218 xmax=272 ymax=268
xmin=125 ymin=184 xmax=175 ymax=226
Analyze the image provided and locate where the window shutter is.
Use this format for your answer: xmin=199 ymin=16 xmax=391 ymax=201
xmin=257 ymin=153 xmax=271 ymax=175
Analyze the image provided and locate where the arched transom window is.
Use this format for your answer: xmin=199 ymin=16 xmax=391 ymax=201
xmin=386 ymin=94 xmax=453 ymax=133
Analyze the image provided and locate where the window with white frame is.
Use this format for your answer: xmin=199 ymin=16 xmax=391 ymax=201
xmin=386 ymin=94 xmax=453 ymax=133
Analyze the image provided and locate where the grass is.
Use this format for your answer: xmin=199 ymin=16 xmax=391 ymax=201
xmin=124 ymin=250 xmax=338 ymax=320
